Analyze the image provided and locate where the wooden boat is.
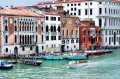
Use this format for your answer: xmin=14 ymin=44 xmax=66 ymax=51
xmin=19 ymin=55 xmax=42 ymax=66
xmin=0 ymin=60 xmax=14 ymax=69
xmin=104 ymin=50 xmax=113 ymax=53
xmin=20 ymin=60 xmax=42 ymax=66
xmin=66 ymin=53 xmax=87 ymax=60
xmin=67 ymin=60 xmax=88 ymax=68
xmin=42 ymin=55 xmax=64 ymax=60
xmin=104 ymin=46 xmax=118 ymax=49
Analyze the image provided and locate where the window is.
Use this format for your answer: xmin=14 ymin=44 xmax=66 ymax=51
xmin=105 ymin=8 xmax=107 ymax=13
xmin=88 ymin=30 xmax=90 ymax=35
xmin=22 ymin=47 xmax=25 ymax=51
xmin=5 ymin=26 xmax=8 ymax=31
xmin=67 ymin=10 xmax=69 ymax=14
xmin=74 ymin=13 xmax=76 ymax=16
xmin=42 ymin=35 xmax=43 ymax=43
xmin=71 ymin=4 xmax=73 ymax=6
xmin=78 ymin=3 xmax=81 ymax=6
xmin=99 ymin=2 xmax=102 ymax=4
xmin=46 ymin=25 xmax=49 ymax=32
xmin=105 ymin=37 xmax=107 ymax=42
xmin=70 ymin=13 xmax=73 ymax=15
xmin=68 ymin=19 xmax=72 ymax=25
xmin=58 ymin=17 xmax=61 ymax=21
xmin=84 ymin=30 xmax=86 ymax=35
xmin=36 ymin=27 xmax=38 ymax=31
xmin=84 ymin=38 xmax=86 ymax=42
xmin=30 ymin=47 xmax=32 ymax=50
xmin=46 ymin=36 xmax=49 ymax=41
xmin=14 ymin=26 xmax=17 ymax=31
xmin=88 ymin=37 xmax=90 ymax=42
xmin=78 ymin=9 xmax=81 ymax=15
xmin=5 ymin=35 xmax=8 ymax=43
xmin=58 ymin=36 xmax=61 ymax=40
xmin=67 ymin=4 xmax=69 ymax=6
xmin=71 ymin=8 xmax=73 ymax=11
xmin=99 ymin=8 xmax=102 ymax=14
xmin=54 ymin=36 xmax=56 ymax=40
xmin=85 ymin=9 xmax=88 ymax=15
xmin=90 ymin=9 xmax=92 ymax=15
xmin=74 ymin=8 xmax=76 ymax=11
xmin=15 ymin=35 xmax=17 ymax=43
xmin=58 ymin=26 xmax=61 ymax=32
xmin=74 ymin=4 xmax=76 ymax=6
xmin=95 ymin=37 xmax=97 ymax=41
xmin=46 ymin=16 xmax=49 ymax=20
xmin=51 ymin=36 xmax=54 ymax=40
xmin=36 ymin=35 xmax=38 ymax=43
xmin=54 ymin=26 xmax=56 ymax=32
xmin=85 ymin=3 xmax=87 ymax=5
xmin=99 ymin=19 xmax=102 ymax=27
xmin=90 ymin=2 xmax=92 ymax=5
xmin=6 ymin=48 xmax=8 ymax=52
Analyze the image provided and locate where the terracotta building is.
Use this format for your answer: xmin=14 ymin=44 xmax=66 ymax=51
xmin=0 ymin=8 xmax=44 ymax=55
xmin=79 ymin=19 xmax=101 ymax=50
xmin=55 ymin=5 xmax=79 ymax=52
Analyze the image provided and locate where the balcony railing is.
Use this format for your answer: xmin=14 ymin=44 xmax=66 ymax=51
xmin=20 ymin=42 xmax=37 ymax=46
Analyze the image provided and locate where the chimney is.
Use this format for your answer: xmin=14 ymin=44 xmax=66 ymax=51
xmin=6 ymin=6 xmax=9 ymax=9
xmin=11 ymin=5 xmax=13 ymax=9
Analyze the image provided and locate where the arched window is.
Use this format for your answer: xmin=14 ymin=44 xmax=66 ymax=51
xmin=22 ymin=22 xmax=24 ymax=31
xmin=5 ymin=35 xmax=8 ymax=43
xmin=58 ymin=26 xmax=60 ymax=32
xmin=6 ymin=48 xmax=8 ymax=52
xmin=46 ymin=25 xmax=49 ymax=32
xmin=15 ymin=35 xmax=17 ymax=43
xmin=36 ymin=35 xmax=38 ymax=43
xmin=84 ymin=30 xmax=86 ymax=35
xmin=51 ymin=26 xmax=53 ymax=32
xmin=54 ymin=26 xmax=56 ymax=32
xmin=99 ymin=18 xmax=102 ymax=27
xmin=20 ymin=35 xmax=21 ymax=44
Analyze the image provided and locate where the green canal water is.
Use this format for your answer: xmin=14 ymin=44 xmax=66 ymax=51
xmin=0 ymin=49 xmax=120 ymax=79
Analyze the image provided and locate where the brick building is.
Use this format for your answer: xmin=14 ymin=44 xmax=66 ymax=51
xmin=0 ymin=8 xmax=44 ymax=55
xmin=79 ymin=19 xmax=101 ymax=50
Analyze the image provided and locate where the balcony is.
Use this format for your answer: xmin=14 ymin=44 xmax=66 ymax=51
xmin=20 ymin=42 xmax=37 ymax=47
xmin=71 ymin=35 xmax=75 ymax=39
xmin=66 ymin=35 xmax=69 ymax=39
xmin=58 ymin=32 xmax=61 ymax=35
xmin=51 ymin=32 xmax=57 ymax=35
xmin=46 ymin=32 xmax=49 ymax=35
xmin=76 ymin=35 xmax=79 ymax=39
xmin=62 ymin=35 xmax=66 ymax=39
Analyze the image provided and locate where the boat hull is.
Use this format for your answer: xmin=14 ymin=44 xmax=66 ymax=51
xmin=67 ymin=63 xmax=88 ymax=68
xmin=21 ymin=60 xmax=42 ymax=65
xmin=0 ymin=65 xmax=13 ymax=69
xmin=42 ymin=56 xmax=64 ymax=60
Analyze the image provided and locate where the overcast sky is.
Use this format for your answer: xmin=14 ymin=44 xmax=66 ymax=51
xmin=0 ymin=0 xmax=50 ymax=7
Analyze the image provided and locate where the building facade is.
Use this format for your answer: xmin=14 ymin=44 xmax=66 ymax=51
xmin=79 ymin=19 xmax=101 ymax=50
xmin=37 ymin=0 xmax=120 ymax=47
xmin=0 ymin=9 xmax=44 ymax=55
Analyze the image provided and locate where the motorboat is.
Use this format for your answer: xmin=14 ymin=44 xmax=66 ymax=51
xmin=78 ymin=50 xmax=104 ymax=55
xmin=67 ymin=60 xmax=88 ymax=68
xmin=0 ymin=60 xmax=14 ymax=69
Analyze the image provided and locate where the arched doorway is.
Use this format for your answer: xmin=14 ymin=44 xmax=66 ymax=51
xmin=114 ymin=32 xmax=116 ymax=45
xmin=14 ymin=47 xmax=18 ymax=55
xmin=36 ymin=46 xmax=39 ymax=53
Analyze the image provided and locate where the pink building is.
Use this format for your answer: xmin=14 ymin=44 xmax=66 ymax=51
xmin=0 ymin=8 xmax=44 ymax=55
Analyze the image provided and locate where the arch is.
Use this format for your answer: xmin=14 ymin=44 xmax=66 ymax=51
xmin=36 ymin=46 xmax=39 ymax=53
xmin=14 ymin=47 xmax=18 ymax=55
xmin=114 ymin=32 xmax=116 ymax=45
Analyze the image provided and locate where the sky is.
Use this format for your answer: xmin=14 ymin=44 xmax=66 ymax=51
xmin=0 ymin=0 xmax=50 ymax=7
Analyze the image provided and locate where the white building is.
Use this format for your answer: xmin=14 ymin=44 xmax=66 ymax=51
xmin=37 ymin=0 xmax=120 ymax=47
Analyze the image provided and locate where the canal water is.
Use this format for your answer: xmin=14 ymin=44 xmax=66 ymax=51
xmin=0 ymin=48 xmax=120 ymax=79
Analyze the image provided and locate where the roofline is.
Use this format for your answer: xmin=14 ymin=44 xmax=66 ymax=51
xmin=0 ymin=14 xmax=44 ymax=18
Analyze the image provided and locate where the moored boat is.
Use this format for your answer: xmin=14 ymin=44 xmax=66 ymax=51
xmin=67 ymin=60 xmax=88 ymax=68
xmin=42 ymin=55 xmax=64 ymax=60
xmin=0 ymin=60 xmax=14 ymax=69
xmin=104 ymin=50 xmax=113 ymax=53
xmin=66 ymin=53 xmax=87 ymax=60
xmin=78 ymin=50 xmax=104 ymax=55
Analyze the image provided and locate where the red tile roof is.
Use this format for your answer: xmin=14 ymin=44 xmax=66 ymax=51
xmin=38 ymin=0 xmax=89 ymax=5
xmin=0 ymin=9 xmax=43 ymax=17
